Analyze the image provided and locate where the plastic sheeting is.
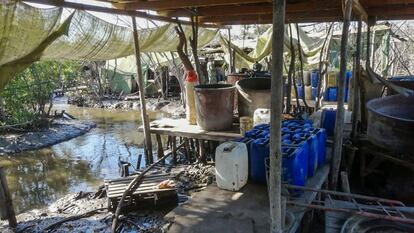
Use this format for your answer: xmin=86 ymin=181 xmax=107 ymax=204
xmin=0 ymin=1 xmax=218 ymax=90
xmin=219 ymin=25 xmax=326 ymax=70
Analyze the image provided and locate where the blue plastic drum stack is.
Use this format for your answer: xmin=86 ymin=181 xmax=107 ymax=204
xmin=233 ymin=119 xmax=328 ymax=189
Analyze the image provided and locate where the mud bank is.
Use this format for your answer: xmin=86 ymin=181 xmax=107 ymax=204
xmin=67 ymin=95 xmax=185 ymax=118
xmin=0 ymin=163 xmax=215 ymax=233
xmin=0 ymin=119 xmax=96 ymax=155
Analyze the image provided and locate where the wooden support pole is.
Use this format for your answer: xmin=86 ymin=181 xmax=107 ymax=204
xmin=228 ymin=28 xmax=234 ymax=73
xmin=269 ymin=0 xmax=285 ymax=232
xmin=351 ymin=18 xmax=362 ymax=139
xmin=330 ymin=0 xmax=353 ymax=190
xmin=172 ymin=136 xmax=177 ymax=164
xmin=132 ymin=16 xmax=153 ymax=165
xmin=184 ymin=138 xmax=191 ymax=162
xmin=156 ymin=134 xmax=164 ymax=160
xmin=198 ymin=139 xmax=207 ymax=164
xmin=0 ymin=168 xmax=17 ymax=229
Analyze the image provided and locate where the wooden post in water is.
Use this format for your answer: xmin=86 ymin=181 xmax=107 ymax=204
xmin=269 ymin=0 xmax=285 ymax=232
xmin=132 ymin=16 xmax=153 ymax=165
xmin=351 ymin=18 xmax=362 ymax=139
xmin=330 ymin=0 xmax=353 ymax=190
xmin=0 ymin=168 xmax=17 ymax=228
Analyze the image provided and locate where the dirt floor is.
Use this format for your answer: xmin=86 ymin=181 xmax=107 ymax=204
xmin=0 ymin=119 xmax=96 ymax=155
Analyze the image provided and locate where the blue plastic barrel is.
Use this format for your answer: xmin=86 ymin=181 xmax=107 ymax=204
xmin=316 ymin=128 xmax=327 ymax=166
xmin=250 ymin=138 xmax=270 ymax=183
xmin=328 ymin=87 xmax=338 ymax=101
xmin=292 ymin=133 xmax=318 ymax=177
xmin=320 ymin=109 xmax=336 ymax=137
xmin=254 ymin=124 xmax=270 ymax=131
xmin=281 ymin=146 xmax=308 ymax=190
xmin=297 ymin=85 xmax=305 ymax=99
xmin=245 ymin=129 xmax=263 ymax=139
xmin=282 ymin=137 xmax=309 ymax=178
xmin=303 ymin=127 xmax=327 ymax=166
xmin=311 ymin=70 xmax=319 ymax=87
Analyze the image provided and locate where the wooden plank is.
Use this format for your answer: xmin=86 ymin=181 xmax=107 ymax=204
xmin=115 ymin=0 xmax=272 ymax=10
xmin=105 ymin=174 xmax=173 ymax=184
xmin=158 ymin=2 xmax=340 ymax=17
xmin=108 ymin=188 xmax=176 ymax=198
xmin=140 ymin=118 xmax=241 ymax=142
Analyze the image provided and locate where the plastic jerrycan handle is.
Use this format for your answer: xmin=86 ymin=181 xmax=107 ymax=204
xmin=223 ymin=143 xmax=238 ymax=152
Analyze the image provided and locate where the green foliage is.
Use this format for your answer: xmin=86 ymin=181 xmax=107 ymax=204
xmin=0 ymin=61 xmax=81 ymax=127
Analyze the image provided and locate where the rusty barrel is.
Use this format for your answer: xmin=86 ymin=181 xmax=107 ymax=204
xmin=367 ymin=94 xmax=414 ymax=154
xmin=236 ymin=78 xmax=271 ymax=117
xmin=194 ymin=84 xmax=235 ymax=131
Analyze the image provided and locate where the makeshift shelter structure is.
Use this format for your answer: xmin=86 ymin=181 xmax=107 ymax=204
xmin=7 ymin=0 xmax=414 ymax=232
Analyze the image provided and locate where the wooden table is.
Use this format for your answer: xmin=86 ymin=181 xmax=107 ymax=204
xmin=142 ymin=118 xmax=242 ymax=142
xmin=139 ymin=118 xmax=242 ymax=163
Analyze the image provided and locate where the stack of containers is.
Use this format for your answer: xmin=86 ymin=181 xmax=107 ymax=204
xmin=310 ymin=70 xmax=319 ymax=100
xmin=233 ymin=120 xmax=327 ymax=191
xmin=293 ymin=72 xmax=310 ymax=101
xmin=325 ymin=70 xmax=352 ymax=102
xmin=345 ymin=71 xmax=352 ymax=102
xmin=326 ymin=71 xmax=338 ymax=101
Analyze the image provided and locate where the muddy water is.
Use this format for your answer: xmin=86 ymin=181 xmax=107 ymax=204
xmin=0 ymin=98 xmax=165 ymax=214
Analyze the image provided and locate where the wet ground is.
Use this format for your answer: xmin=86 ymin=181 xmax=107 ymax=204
xmin=0 ymin=97 xmax=166 ymax=214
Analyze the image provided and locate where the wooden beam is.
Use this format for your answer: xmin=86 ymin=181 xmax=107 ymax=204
xmin=352 ymin=0 xmax=368 ymax=22
xmin=330 ymin=0 xmax=353 ymax=190
xmin=269 ymin=0 xmax=285 ymax=232
xmin=23 ymin=0 xmax=225 ymax=28
xmin=199 ymin=11 xmax=342 ymax=24
xmin=115 ymin=0 xmax=272 ymax=11
xmin=158 ymin=2 xmax=340 ymax=17
xmin=132 ymin=16 xmax=153 ymax=165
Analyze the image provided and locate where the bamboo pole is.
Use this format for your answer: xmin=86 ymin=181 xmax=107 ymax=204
xmin=350 ymin=18 xmax=362 ymax=139
xmin=269 ymin=0 xmax=285 ymax=231
xmin=0 ymin=168 xmax=17 ymax=228
xmin=330 ymin=0 xmax=353 ymax=190
xmin=132 ymin=16 xmax=153 ymax=165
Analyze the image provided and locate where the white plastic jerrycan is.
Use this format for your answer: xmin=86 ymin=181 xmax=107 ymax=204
xmin=215 ymin=142 xmax=248 ymax=191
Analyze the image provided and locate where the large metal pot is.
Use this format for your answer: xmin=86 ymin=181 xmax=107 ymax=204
xmin=194 ymin=84 xmax=235 ymax=131
xmin=367 ymin=94 xmax=414 ymax=154
xmin=236 ymin=78 xmax=271 ymax=117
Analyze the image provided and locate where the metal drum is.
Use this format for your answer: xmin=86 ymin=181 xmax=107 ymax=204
xmin=194 ymin=84 xmax=234 ymax=131
xmin=236 ymin=78 xmax=271 ymax=117
xmin=367 ymin=94 xmax=414 ymax=154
